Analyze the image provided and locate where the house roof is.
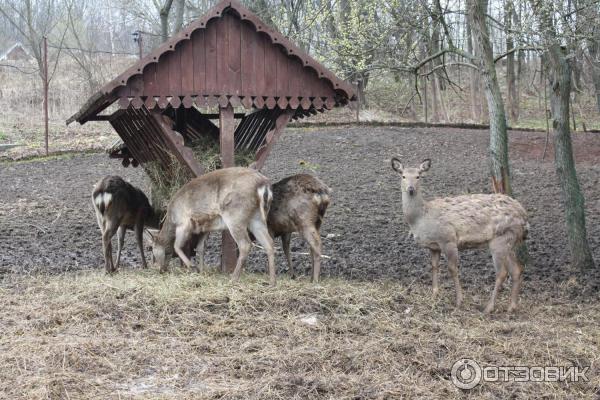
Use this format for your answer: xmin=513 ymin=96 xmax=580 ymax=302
xmin=67 ymin=0 xmax=355 ymax=125
xmin=0 ymin=42 xmax=30 ymax=61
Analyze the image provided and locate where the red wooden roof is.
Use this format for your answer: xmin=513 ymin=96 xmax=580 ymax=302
xmin=68 ymin=0 xmax=355 ymax=125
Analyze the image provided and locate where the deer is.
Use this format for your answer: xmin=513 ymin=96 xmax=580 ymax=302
xmin=92 ymin=176 xmax=161 ymax=273
xmin=390 ymin=158 xmax=529 ymax=313
xmin=151 ymin=167 xmax=277 ymax=285
xmin=267 ymin=174 xmax=332 ymax=283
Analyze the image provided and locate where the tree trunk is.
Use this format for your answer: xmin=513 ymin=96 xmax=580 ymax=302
xmin=468 ymin=0 xmax=512 ymax=196
xmin=160 ymin=0 xmax=174 ymax=42
xmin=466 ymin=17 xmax=481 ymax=122
xmin=505 ymin=0 xmax=519 ymax=122
xmin=545 ymin=45 xmax=596 ymax=271
xmin=174 ymin=0 xmax=185 ymax=34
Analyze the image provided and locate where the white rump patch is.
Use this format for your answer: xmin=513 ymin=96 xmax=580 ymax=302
xmin=94 ymin=192 xmax=112 ymax=210
xmin=313 ymin=194 xmax=322 ymax=205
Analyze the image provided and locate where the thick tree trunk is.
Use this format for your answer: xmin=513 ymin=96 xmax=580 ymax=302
xmin=588 ymin=35 xmax=600 ymax=113
xmin=468 ymin=0 xmax=512 ymax=196
xmin=546 ymin=45 xmax=595 ymax=270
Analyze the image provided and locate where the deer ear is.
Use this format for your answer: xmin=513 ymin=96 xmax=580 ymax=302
xmin=391 ymin=157 xmax=403 ymax=174
xmin=419 ymin=159 xmax=431 ymax=173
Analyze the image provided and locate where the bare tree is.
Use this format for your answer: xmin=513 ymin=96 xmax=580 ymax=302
xmin=529 ymin=0 xmax=595 ymax=271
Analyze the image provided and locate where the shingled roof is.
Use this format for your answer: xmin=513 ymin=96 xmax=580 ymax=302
xmin=67 ymin=0 xmax=355 ymax=125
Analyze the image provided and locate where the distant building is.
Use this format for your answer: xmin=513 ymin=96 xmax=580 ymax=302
xmin=0 ymin=43 xmax=31 ymax=62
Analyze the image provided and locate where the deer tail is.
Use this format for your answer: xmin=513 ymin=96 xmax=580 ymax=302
xmin=257 ymin=184 xmax=272 ymax=223
xmin=92 ymin=191 xmax=113 ymax=215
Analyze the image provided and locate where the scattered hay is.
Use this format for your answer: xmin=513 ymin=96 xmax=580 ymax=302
xmin=1 ymin=270 xmax=598 ymax=399
xmin=144 ymin=136 xmax=256 ymax=210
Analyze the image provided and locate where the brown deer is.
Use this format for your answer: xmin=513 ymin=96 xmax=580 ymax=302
xmin=92 ymin=176 xmax=160 ymax=273
xmin=151 ymin=167 xmax=277 ymax=285
xmin=268 ymin=174 xmax=331 ymax=283
xmin=391 ymin=158 xmax=528 ymax=313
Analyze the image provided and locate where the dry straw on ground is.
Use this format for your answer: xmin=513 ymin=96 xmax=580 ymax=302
xmin=0 ymin=269 xmax=598 ymax=399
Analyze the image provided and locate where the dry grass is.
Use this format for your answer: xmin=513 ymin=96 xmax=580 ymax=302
xmin=1 ymin=269 xmax=599 ymax=399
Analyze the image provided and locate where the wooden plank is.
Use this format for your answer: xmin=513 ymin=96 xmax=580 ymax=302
xmin=150 ymin=109 xmax=204 ymax=177
xmin=129 ymin=75 xmax=144 ymax=96
xmin=156 ymin=53 xmax=170 ymax=96
xmin=228 ymin=14 xmax=242 ymax=95
xmin=216 ymin=16 xmax=229 ymax=94
xmin=219 ymin=104 xmax=237 ymax=273
xmin=206 ymin=21 xmax=219 ymax=95
xmin=180 ymin=39 xmax=194 ymax=95
xmin=240 ymin=20 xmax=255 ymax=95
xmin=254 ymin=110 xmax=293 ymax=170
xmin=192 ymin=29 xmax=206 ymax=93
xmin=263 ymin=35 xmax=277 ymax=96
xmin=276 ymin=49 xmax=289 ymax=97
xmin=169 ymin=45 xmax=182 ymax=95
xmin=288 ymin=57 xmax=302 ymax=96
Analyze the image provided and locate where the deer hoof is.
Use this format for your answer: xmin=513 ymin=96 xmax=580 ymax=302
xmin=483 ymin=304 xmax=494 ymax=314
xmin=507 ymin=303 xmax=518 ymax=313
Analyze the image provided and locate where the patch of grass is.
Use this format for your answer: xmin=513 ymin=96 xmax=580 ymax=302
xmin=0 ymin=270 xmax=598 ymax=399
xmin=0 ymin=131 xmax=6 ymax=141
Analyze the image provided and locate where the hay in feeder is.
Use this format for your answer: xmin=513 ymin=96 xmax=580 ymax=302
xmin=144 ymin=136 xmax=256 ymax=211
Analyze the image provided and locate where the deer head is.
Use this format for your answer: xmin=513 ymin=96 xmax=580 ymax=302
xmin=391 ymin=158 xmax=431 ymax=197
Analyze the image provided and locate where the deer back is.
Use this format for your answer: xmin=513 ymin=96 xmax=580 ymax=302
xmin=268 ymin=174 xmax=332 ymax=235
xmin=423 ymin=194 xmax=528 ymax=248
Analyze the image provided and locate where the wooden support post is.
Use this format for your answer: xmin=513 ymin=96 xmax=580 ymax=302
xmin=219 ymin=104 xmax=237 ymax=273
xmin=254 ymin=110 xmax=294 ymax=170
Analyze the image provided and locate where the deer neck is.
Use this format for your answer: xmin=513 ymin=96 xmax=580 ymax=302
xmin=145 ymin=207 xmax=163 ymax=230
xmin=402 ymin=191 xmax=425 ymax=226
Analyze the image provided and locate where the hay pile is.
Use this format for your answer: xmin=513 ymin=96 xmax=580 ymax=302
xmin=144 ymin=136 xmax=256 ymax=210
xmin=1 ymin=270 xmax=598 ymax=399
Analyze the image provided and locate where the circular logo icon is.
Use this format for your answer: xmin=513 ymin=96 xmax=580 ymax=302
xmin=451 ymin=358 xmax=482 ymax=389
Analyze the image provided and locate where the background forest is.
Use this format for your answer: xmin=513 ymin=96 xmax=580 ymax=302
xmin=2 ymin=0 xmax=600 ymax=130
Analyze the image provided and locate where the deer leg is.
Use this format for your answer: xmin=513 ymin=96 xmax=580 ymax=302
xmin=173 ymin=225 xmax=195 ymax=271
xmin=194 ymin=232 xmax=209 ymax=272
xmin=281 ymin=233 xmax=293 ymax=278
xmin=443 ymin=243 xmax=463 ymax=307
xmin=249 ymin=218 xmax=276 ymax=286
xmin=134 ymin=221 xmax=148 ymax=269
xmin=102 ymin=222 xmax=118 ymax=274
xmin=506 ymin=250 xmax=523 ymax=313
xmin=430 ymin=249 xmax=441 ymax=296
xmin=227 ymin=227 xmax=252 ymax=283
xmin=114 ymin=226 xmax=126 ymax=271
xmin=484 ymin=245 xmax=509 ymax=314
xmin=302 ymin=227 xmax=322 ymax=283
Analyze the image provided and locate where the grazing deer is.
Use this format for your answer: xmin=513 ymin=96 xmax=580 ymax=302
xmin=268 ymin=174 xmax=331 ymax=283
xmin=391 ymin=158 xmax=528 ymax=313
xmin=151 ymin=167 xmax=277 ymax=285
xmin=92 ymin=176 xmax=160 ymax=273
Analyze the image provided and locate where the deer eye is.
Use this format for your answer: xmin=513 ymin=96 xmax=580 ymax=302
xmin=416 ymin=176 xmax=420 ymax=179
xmin=402 ymin=175 xmax=405 ymax=179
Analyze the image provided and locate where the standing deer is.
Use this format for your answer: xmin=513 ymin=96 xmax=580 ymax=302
xmin=151 ymin=167 xmax=277 ymax=285
xmin=268 ymin=174 xmax=331 ymax=283
xmin=391 ymin=158 xmax=528 ymax=313
xmin=92 ymin=176 xmax=160 ymax=273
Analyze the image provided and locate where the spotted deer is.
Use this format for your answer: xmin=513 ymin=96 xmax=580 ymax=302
xmin=268 ymin=174 xmax=332 ymax=283
xmin=391 ymin=158 xmax=528 ymax=313
xmin=151 ymin=167 xmax=277 ymax=285
xmin=92 ymin=176 xmax=160 ymax=273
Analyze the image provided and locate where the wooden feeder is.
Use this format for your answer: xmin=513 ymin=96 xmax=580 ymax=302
xmin=67 ymin=0 xmax=355 ymax=272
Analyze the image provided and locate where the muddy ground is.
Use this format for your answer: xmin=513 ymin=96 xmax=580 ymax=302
xmin=1 ymin=127 xmax=599 ymax=297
